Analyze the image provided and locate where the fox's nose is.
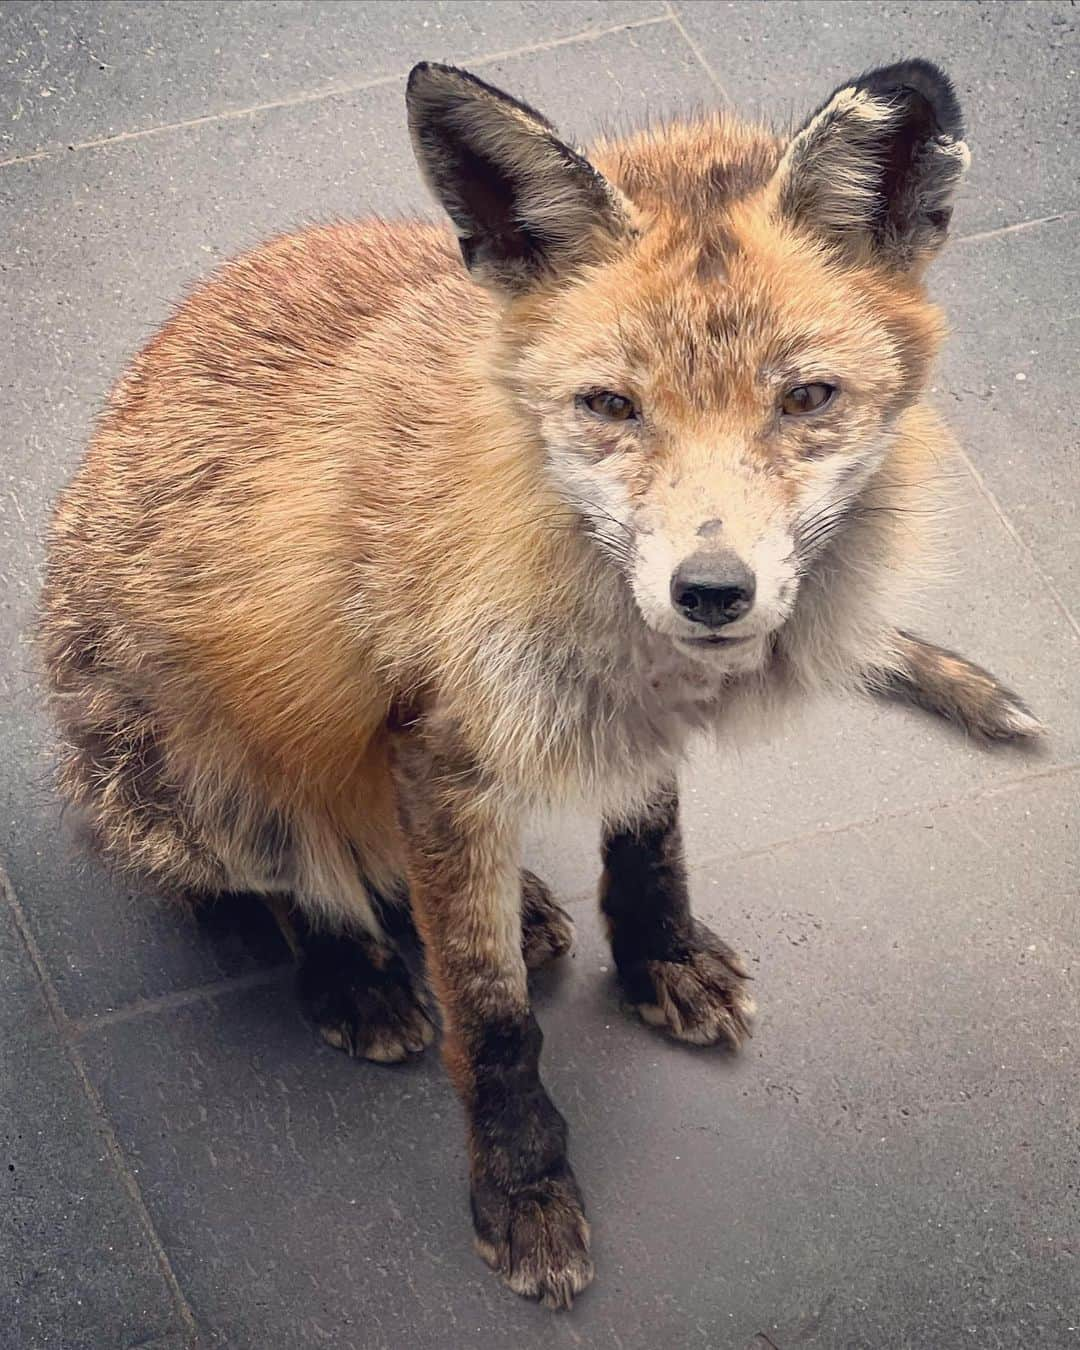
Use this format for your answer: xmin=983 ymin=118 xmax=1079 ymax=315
xmin=671 ymin=551 xmax=756 ymax=628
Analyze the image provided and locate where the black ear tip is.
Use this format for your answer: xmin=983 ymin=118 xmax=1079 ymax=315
xmin=406 ymin=61 xmax=461 ymax=95
xmin=406 ymin=61 xmax=434 ymax=104
xmin=405 ymin=62 xmax=556 ymax=132
xmin=406 ymin=62 xmax=491 ymax=106
xmin=856 ymin=58 xmax=964 ymax=139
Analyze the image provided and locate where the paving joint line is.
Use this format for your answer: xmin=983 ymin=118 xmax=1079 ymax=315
xmin=954 ymin=211 xmax=1077 ymax=246
xmin=956 ymin=444 xmax=1080 ymax=642
xmin=0 ymin=856 xmax=200 ymax=1340
xmin=0 ymin=12 xmax=673 ymax=170
xmin=664 ymin=1 xmax=733 ymax=105
xmin=73 ymin=962 xmax=293 ymax=1036
xmin=688 ymin=756 xmax=1080 ymax=875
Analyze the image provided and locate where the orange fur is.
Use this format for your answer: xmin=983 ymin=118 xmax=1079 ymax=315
xmin=39 ymin=67 xmax=1026 ymax=925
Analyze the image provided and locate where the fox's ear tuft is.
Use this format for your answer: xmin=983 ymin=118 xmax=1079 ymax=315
xmin=771 ymin=60 xmax=969 ymax=271
xmin=406 ymin=62 xmax=634 ymax=292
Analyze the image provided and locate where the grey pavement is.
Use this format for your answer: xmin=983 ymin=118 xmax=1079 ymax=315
xmin=1 ymin=3 xmax=1078 ymax=1347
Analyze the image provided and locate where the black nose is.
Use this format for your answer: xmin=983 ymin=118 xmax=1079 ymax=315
xmin=671 ymin=551 xmax=756 ymax=628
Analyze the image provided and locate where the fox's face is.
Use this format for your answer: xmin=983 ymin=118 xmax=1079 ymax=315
xmin=408 ymin=61 xmax=967 ymax=667
xmin=507 ymin=227 xmax=946 ymax=669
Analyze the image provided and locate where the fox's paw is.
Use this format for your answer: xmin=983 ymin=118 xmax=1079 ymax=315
xmin=473 ymin=1173 xmax=594 ymax=1310
xmin=299 ymin=936 xmax=436 ymax=1063
xmin=521 ymin=870 xmax=575 ymax=970
xmin=622 ymin=921 xmax=755 ymax=1049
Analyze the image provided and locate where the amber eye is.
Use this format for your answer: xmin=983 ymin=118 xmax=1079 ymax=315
xmin=579 ymin=390 xmax=639 ymax=422
xmin=781 ymin=382 xmax=837 ymax=416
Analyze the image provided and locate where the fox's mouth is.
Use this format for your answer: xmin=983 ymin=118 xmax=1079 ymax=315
xmin=678 ymin=632 xmax=754 ymax=646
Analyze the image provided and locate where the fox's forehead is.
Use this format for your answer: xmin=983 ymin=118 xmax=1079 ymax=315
xmin=590 ymin=112 xmax=784 ymax=221
xmin=531 ymin=218 xmax=900 ymax=411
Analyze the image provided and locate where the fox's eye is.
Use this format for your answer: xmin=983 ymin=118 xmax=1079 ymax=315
xmin=579 ymin=390 xmax=639 ymax=422
xmin=781 ymin=382 xmax=837 ymax=416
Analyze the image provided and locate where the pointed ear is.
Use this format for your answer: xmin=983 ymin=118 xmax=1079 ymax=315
xmin=771 ymin=60 xmax=969 ymax=271
xmin=406 ymin=62 xmax=635 ymax=292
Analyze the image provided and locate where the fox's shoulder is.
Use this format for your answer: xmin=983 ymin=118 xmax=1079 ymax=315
xmin=177 ymin=217 xmax=460 ymax=338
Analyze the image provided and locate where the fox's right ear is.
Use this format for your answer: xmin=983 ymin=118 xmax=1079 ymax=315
xmin=406 ymin=63 xmax=634 ymax=293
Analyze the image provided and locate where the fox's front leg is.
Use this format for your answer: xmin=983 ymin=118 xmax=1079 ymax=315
xmin=391 ymin=723 xmax=592 ymax=1310
xmin=873 ymin=630 xmax=1043 ymax=742
xmin=601 ymin=783 xmax=754 ymax=1047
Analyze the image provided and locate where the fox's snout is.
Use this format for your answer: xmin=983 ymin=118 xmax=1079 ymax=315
xmin=670 ymin=549 xmax=756 ymax=630
xmin=620 ymin=458 xmax=804 ymax=651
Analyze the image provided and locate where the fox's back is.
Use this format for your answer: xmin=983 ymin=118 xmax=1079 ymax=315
xmin=43 ymin=221 xmax=481 ymax=782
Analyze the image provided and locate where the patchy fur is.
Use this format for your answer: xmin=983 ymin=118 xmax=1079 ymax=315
xmin=39 ymin=59 xmax=1039 ymax=1307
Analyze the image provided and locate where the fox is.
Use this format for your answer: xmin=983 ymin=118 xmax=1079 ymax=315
xmin=39 ymin=58 xmax=1041 ymax=1308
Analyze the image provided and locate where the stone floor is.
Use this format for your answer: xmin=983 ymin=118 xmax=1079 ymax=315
xmin=2 ymin=3 xmax=1078 ymax=1347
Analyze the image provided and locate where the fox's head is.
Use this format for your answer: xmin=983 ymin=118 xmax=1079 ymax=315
xmin=406 ymin=61 xmax=967 ymax=671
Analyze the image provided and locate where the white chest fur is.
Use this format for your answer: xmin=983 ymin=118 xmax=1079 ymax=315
xmin=488 ymin=606 xmax=766 ymax=822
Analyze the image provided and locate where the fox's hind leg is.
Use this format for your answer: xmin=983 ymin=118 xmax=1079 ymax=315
xmin=292 ymin=912 xmax=438 ymax=1064
xmin=289 ymin=869 xmax=569 ymax=1062
xmin=872 ymin=630 xmax=1043 ymax=742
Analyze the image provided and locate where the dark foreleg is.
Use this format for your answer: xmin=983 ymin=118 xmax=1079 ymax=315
xmin=391 ymin=724 xmax=592 ymax=1309
xmin=600 ymin=783 xmax=754 ymax=1048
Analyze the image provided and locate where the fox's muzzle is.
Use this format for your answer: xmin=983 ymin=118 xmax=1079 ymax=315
xmin=670 ymin=549 xmax=756 ymax=629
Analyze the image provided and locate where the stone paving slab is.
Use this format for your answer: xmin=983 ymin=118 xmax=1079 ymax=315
xmin=2 ymin=4 xmax=1078 ymax=1347
xmin=0 ymin=899 xmax=183 ymax=1350
xmin=0 ymin=0 xmax=665 ymax=159
xmin=938 ymin=216 xmax=1080 ymax=617
xmin=77 ymin=772 xmax=1079 ymax=1350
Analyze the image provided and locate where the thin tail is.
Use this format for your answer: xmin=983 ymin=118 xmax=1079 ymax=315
xmin=870 ymin=630 xmax=1044 ymax=742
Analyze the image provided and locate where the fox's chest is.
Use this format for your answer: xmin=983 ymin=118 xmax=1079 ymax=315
xmin=540 ymin=634 xmax=737 ymax=816
xmin=467 ymin=604 xmax=770 ymax=817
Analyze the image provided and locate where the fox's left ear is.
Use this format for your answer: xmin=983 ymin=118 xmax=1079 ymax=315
xmin=771 ymin=60 xmax=969 ymax=271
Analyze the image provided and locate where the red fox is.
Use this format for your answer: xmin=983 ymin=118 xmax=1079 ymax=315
xmin=39 ymin=59 xmax=1040 ymax=1307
